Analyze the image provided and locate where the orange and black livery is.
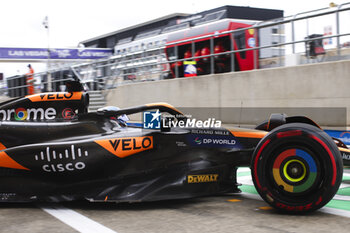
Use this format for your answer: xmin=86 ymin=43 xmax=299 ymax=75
xmin=0 ymin=81 xmax=347 ymax=214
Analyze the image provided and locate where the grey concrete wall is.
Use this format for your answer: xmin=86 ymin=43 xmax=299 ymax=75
xmin=105 ymin=60 xmax=350 ymax=127
xmin=0 ymin=96 xmax=9 ymax=103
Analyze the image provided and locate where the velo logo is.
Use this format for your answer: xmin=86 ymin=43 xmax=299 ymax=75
xmin=95 ymin=136 xmax=153 ymax=158
xmin=27 ymin=92 xmax=83 ymax=102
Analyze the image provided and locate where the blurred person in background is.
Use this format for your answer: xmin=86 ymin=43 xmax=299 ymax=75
xmin=26 ymin=64 xmax=34 ymax=95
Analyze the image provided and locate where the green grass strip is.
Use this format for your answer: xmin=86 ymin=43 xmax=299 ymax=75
xmin=237 ymin=171 xmax=251 ymax=177
xmin=240 ymin=184 xmax=258 ymax=195
xmin=337 ymin=187 xmax=350 ymax=196
xmin=326 ymin=199 xmax=350 ymax=211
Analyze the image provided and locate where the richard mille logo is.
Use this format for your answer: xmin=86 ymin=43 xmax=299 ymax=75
xmin=35 ymin=145 xmax=88 ymax=172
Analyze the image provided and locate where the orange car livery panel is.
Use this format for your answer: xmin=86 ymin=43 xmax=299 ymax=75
xmin=95 ymin=136 xmax=153 ymax=158
xmin=27 ymin=92 xmax=83 ymax=102
xmin=229 ymin=129 xmax=268 ymax=139
xmin=0 ymin=142 xmax=6 ymax=151
xmin=0 ymin=151 xmax=30 ymax=170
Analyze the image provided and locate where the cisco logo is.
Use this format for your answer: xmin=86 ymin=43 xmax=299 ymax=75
xmin=35 ymin=145 xmax=88 ymax=173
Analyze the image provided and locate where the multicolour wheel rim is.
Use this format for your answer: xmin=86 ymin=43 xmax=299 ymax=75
xmin=272 ymin=148 xmax=317 ymax=193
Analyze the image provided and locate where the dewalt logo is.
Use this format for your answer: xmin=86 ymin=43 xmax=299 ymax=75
xmin=95 ymin=136 xmax=153 ymax=158
xmin=187 ymin=174 xmax=219 ymax=183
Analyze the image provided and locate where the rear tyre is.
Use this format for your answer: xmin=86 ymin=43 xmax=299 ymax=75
xmin=251 ymin=123 xmax=343 ymax=213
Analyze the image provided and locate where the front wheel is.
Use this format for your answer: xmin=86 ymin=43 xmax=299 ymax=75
xmin=251 ymin=123 xmax=343 ymax=213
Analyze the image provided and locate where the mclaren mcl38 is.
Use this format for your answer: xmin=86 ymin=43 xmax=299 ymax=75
xmin=0 ymin=81 xmax=349 ymax=213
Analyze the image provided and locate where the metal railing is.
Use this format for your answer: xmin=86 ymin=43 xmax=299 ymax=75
xmin=1 ymin=2 xmax=350 ymax=98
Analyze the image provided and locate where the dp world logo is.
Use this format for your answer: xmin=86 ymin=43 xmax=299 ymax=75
xmin=194 ymin=137 xmax=202 ymax=145
xmin=143 ymin=110 xmax=161 ymax=129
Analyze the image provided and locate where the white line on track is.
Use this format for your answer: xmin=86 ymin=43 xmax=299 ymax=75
xmin=334 ymin=194 xmax=350 ymax=201
xmin=340 ymin=183 xmax=350 ymax=189
xmin=320 ymin=207 xmax=350 ymax=218
xmin=238 ymin=176 xmax=254 ymax=186
xmin=40 ymin=204 xmax=117 ymax=233
xmin=237 ymin=167 xmax=251 ymax=172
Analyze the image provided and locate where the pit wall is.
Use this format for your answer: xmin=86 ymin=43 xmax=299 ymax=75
xmin=105 ymin=60 xmax=350 ymax=127
xmin=0 ymin=96 xmax=9 ymax=102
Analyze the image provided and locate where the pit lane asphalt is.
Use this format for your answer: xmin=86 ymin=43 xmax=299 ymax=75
xmin=0 ymin=193 xmax=350 ymax=233
xmin=1 ymin=167 xmax=350 ymax=233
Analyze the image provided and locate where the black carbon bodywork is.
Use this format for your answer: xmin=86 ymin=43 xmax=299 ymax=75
xmin=0 ymin=91 xmax=257 ymax=202
xmin=0 ymin=89 xmax=348 ymax=203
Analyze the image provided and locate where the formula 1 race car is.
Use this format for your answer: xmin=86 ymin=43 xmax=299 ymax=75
xmin=0 ymin=80 xmax=349 ymax=213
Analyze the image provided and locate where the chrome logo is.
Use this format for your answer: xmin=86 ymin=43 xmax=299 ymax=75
xmin=15 ymin=108 xmax=28 ymax=120
xmin=0 ymin=107 xmax=57 ymax=121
